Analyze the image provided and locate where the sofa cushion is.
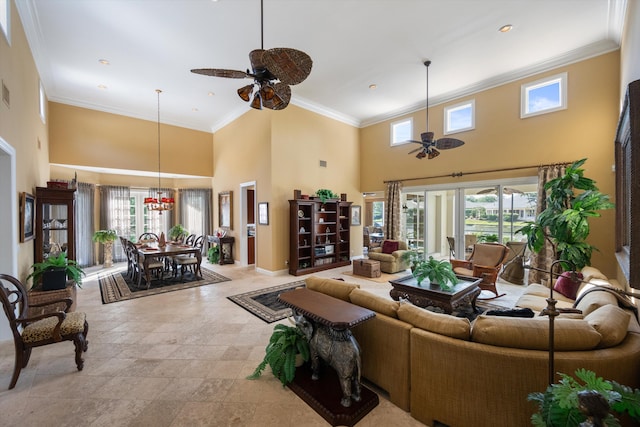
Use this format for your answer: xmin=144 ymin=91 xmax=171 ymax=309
xmin=382 ymin=240 xmax=399 ymax=254
xmin=574 ymin=288 xmax=618 ymax=316
xmin=523 ymin=283 xmax=575 ymax=303
xmin=397 ymin=303 xmax=471 ymax=340
xmin=554 ymin=271 xmax=584 ymax=300
xmin=584 ymin=304 xmax=631 ymax=348
xmin=305 ymin=276 xmax=359 ymax=301
xmin=471 ymin=316 xmax=601 ymax=350
xmin=349 ymin=288 xmax=399 ymax=318
xmin=580 ymin=266 xmax=608 ymax=283
xmin=515 ymin=294 xmax=576 ymax=313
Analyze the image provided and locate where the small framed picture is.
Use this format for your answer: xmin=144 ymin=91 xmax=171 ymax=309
xmin=258 ymin=202 xmax=269 ymax=225
xmin=350 ymin=205 xmax=361 ymax=226
xmin=20 ymin=192 xmax=35 ymax=242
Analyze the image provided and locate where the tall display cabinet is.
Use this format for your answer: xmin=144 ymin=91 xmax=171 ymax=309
xmin=289 ymin=197 xmax=352 ymax=276
xmin=34 ymin=187 xmax=76 ymax=263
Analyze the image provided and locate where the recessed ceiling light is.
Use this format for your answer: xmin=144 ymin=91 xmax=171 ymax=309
xmin=208 ymin=92 xmax=215 ymax=97
xmin=97 ymin=84 xmax=108 ymax=89
xmin=369 ymin=84 xmax=377 ymax=90
xmin=499 ymin=24 xmax=513 ymax=33
xmin=192 ymin=108 xmax=199 ymax=112
xmin=98 ymin=59 xmax=110 ymax=65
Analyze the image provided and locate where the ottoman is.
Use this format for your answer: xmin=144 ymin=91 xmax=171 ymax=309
xmin=353 ymin=259 xmax=381 ymax=278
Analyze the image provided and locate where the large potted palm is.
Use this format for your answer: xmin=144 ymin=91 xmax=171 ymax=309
xmin=517 ymin=158 xmax=614 ymax=272
xmin=92 ymin=229 xmax=118 ymax=268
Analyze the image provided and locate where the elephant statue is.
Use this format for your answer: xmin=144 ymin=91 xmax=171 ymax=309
xmin=294 ymin=315 xmax=362 ymax=407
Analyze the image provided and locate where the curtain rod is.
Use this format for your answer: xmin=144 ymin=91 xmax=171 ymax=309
xmin=383 ymin=160 xmax=575 ymax=184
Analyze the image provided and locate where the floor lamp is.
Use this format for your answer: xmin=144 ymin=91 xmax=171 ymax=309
xmin=523 ymin=259 xmax=581 ymax=385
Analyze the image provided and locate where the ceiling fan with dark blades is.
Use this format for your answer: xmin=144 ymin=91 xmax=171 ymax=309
xmin=190 ymin=0 xmax=312 ymax=111
xmin=407 ymin=60 xmax=464 ymax=159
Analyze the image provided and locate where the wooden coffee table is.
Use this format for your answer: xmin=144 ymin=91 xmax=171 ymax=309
xmin=389 ymin=274 xmax=482 ymax=314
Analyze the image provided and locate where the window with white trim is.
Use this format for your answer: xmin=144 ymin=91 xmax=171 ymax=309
xmin=444 ymin=99 xmax=474 ymax=134
xmin=0 ymin=0 xmax=8 ymax=44
xmin=521 ymin=72 xmax=567 ymax=118
xmin=390 ymin=118 xmax=412 ymax=146
xmin=39 ymin=81 xmax=46 ymax=124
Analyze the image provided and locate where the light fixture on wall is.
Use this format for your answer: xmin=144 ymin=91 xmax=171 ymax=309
xmin=144 ymin=89 xmax=174 ymax=214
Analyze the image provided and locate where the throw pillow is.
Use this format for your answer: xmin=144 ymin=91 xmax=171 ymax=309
xmin=584 ymin=304 xmax=631 ymax=348
xmin=554 ymin=271 xmax=584 ymax=300
xmin=382 ymin=240 xmax=399 ymax=254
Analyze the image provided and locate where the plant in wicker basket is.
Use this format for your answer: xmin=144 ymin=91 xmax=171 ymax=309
xmin=247 ymin=323 xmax=310 ymax=386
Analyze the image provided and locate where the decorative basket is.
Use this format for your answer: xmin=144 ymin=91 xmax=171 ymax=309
xmin=27 ymin=282 xmax=76 ymax=317
xmin=46 ymin=181 xmax=69 ymax=189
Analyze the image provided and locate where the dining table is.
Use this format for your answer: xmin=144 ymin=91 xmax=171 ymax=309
xmin=136 ymin=242 xmax=202 ymax=285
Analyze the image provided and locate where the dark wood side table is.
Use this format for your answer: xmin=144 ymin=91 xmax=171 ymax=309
xmin=278 ymin=288 xmax=379 ymax=426
xmin=207 ymin=235 xmax=234 ymax=265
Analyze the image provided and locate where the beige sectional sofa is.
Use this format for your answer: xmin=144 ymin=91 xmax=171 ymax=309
xmin=303 ymin=267 xmax=640 ymax=427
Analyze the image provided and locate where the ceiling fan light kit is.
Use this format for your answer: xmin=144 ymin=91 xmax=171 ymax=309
xmin=407 ymin=60 xmax=465 ymax=159
xmin=190 ymin=0 xmax=312 ymax=111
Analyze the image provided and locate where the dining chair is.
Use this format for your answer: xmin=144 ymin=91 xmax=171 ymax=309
xmin=138 ymin=232 xmax=158 ymax=243
xmin=0 ymin=274 xmax=89 ymax=389
xmin=172 ymin=235 xmax=204 ymax=279
xmin=132 ymin=244 xmax=164 ymax=289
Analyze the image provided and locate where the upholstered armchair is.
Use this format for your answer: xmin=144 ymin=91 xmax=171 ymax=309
xmin=450 ymin=242 xmax=509 ymax=299
xmin=367 ymin=240 xmax=409 ymax=273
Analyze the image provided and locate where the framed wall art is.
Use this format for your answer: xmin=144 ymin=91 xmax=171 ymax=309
xmin=258 ymin=202 xmax=269 ymax=225
xmin=218 ymin=191 xmax=233 ymax=230
xmin=20 ymin=192 xmax=35 ymax=242
xmin=351 ymin=205 xmax=361 ymax=226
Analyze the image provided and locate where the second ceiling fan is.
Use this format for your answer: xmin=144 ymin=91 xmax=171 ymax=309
xmin=408 ymin=60 xmax=465 ymax=159
xmin=190 ymin=0 xmax=312 ymax=110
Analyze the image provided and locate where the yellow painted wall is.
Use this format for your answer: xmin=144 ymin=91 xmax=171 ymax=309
xmin=0 ymin=1 xmax=50 ymax=280
xmin=213 ymin=109 xmax=272 ymax=268
xmin=49 ymin=102 xmax=213 ymax=177
xmin=213 ymin=105 xmax=361 ymax=271
xmin=272 ymin=105 xmax=362 ymax=269
xmin=360 ymin=51 xmax=620 ymax=277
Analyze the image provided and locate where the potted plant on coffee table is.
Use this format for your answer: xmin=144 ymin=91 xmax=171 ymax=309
xmin=92 ymin=229 xmax=118 ymax=268
xmin=27 ymin=252 xmax=85 ymax=290
xmin=247 ymin=323 xmax=310 ymax=386
xmin=409 ymin=255 xmax=459 ymax=291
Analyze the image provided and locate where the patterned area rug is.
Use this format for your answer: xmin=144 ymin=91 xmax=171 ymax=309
xmin=227 ymin=281 xmax=306 ymax=323
xmin=99 ymin=268 xmax=231 ymax=304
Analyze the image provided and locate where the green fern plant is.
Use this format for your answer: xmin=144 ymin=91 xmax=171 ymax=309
xmin=315 ymin=189 xmax=338 ymax=204
xmin=26 ymin=252 xmax=85 ymax=288
xmin=247 ymin=323 xmax=310 ymax=386
xmin=409 ymin=255 xmax=458 ymax=291
xmin=528 ymin=368 xmax=640 ymax=427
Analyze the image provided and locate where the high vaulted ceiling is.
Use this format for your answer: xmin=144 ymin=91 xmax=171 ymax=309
xmin=16 ymin=0 xmax=625 ymax=133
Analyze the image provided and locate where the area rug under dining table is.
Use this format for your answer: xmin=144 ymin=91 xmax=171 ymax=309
xmin=99 ymin=268 xmax=231 ymax=304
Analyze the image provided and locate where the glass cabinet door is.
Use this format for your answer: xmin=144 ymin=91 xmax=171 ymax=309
xmin=41 ymin=203 xmax=69 ymax=260
xmin=35 ymin=187 xmax=76 ymax=263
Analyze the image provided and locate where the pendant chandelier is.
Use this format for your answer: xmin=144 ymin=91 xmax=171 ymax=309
xmin=144 ymin=89 xmax=174 ymax=214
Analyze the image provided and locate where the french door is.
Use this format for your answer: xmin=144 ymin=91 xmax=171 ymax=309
xmin=401 ymin=178 xmax=537 ymax=261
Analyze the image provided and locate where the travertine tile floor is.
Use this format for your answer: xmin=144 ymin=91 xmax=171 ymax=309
xmin=0 ymin=262 xmax=524 ymax=427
